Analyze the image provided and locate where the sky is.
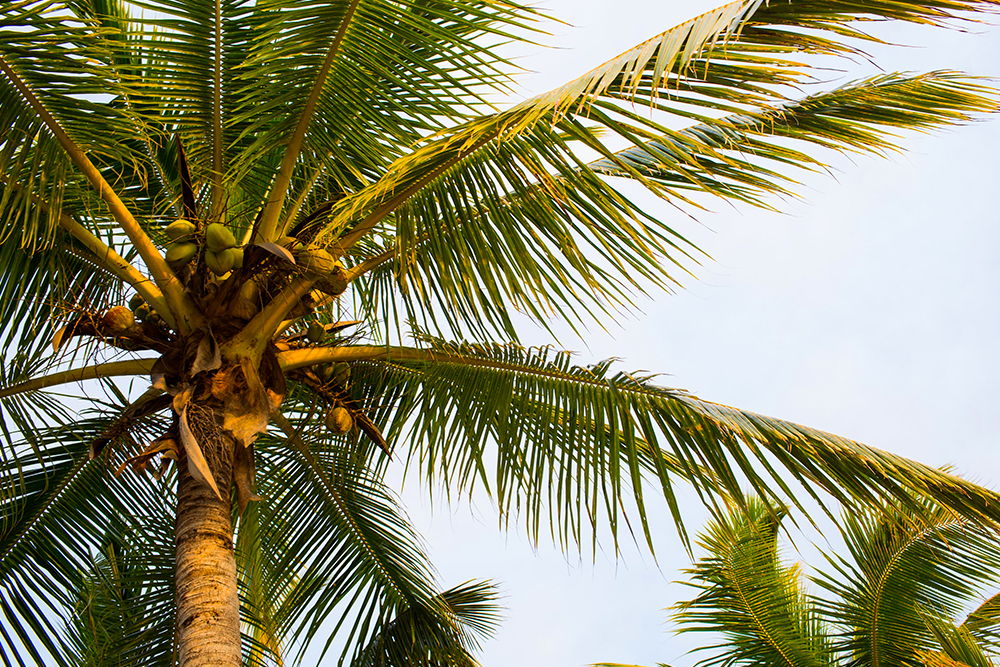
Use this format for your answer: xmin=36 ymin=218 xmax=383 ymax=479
xmin=383 ymin=2 xmax=1000 ymax=666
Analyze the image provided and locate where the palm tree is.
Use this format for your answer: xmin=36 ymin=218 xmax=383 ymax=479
xmin=3 ymin=0 xmax=1000 ymax=664
xmin=613 ymin=496 xmax=1000 ymax=667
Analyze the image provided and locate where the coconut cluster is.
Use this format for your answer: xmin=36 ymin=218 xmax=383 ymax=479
xmin=127 ymin=292 xmax=166 ymax=327
xmin=165 ymin=219 xmax=244 ymax=277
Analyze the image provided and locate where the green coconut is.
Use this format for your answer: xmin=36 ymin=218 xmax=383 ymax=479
xmin=325 ymin=406 xmax=354 ymax=435
xmin=306 ymin=321 xmax=325 ymax=343
xmin=205 ymin=248 xmax=236 ymax=277
xmin=205 ymin=223 xmax=236 ymax=252
xmin=166 ymin=219 xmax=196 ymax=241
xmin=332 ymin=362 xmax=350 ymax=385
xmin=316 ymin=265 xmax=348 ymax=296
xmin=278 ymin=235 xmax=303 ymax=252
xmin=166 ymin=242 xmax=198 ymax=267
xmin=128 ymin=293 xmax=145 ymax=311
xmin=295 ymin=247 xmax=337 ymax=275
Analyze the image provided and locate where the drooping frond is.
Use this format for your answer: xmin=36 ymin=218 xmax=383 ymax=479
xmin=242 ymin=403 xmax=451 ymax=667
xmin=964 ymin=592 xmax=1000 ymax=654
xmin=278 ymin=339 xmax=1000 ymax=556
xmin=63 ymin=504 xmax=176 ymax=667
xmin=0 ymin=398 xmax=175 ymax=667
xmin=920 ymin=614 xmax=996 ymax=667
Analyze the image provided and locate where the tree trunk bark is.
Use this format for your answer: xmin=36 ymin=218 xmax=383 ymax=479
xmin=174 ymin=413 xmax=241 ymax=667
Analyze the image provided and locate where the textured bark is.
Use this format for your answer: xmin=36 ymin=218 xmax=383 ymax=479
xmin=174 ymin=411 xmax=240 ymax=667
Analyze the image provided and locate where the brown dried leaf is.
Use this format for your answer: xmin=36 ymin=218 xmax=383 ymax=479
xmin=260 ymin=346 xmax=287 ymax=400
xmin=172 ymin=384 xmax=194 ymax=415
xmin=222 ymin=359 xmax=272 ymax=448
xmin=116 ymin=436 xmax=179 ymax=476
xmin=52 ymin=315 xmax=89 ymax=353
xmin=211 ymin=366 xmax=238 ymax=400
xmin=190 ymin=328 xmax=221 ymax=375
xmin=52 ymin=325 xmax=68 ymax=354
xmin=233 ymin=443 xmax=260 ymax=516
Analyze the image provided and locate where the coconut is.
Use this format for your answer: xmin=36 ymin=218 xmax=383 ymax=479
xmin=278 ymin=235 xmax=303 ymax=252
xmin=332 ymin=362 xmax=350 ymax=385
xmin=205 ymin=223 xmax=236 ymax=252
xmin=316 ymin=266 xmax=348 ymax=296
xmin=166 ymin=242 xmax=198 ymax=267
xmin=102 ymin=306 xmax=135 ymax=333
xmin=205 ymin=248 xmax=235 ymax=277
xmin=306 ymin=321 xmax=325 ymax=343
xmin=294 ymin=247 xmax=336 ymax=275
xmin=128 ymin=293 xmax=145 ymax=311
xmin=325 ymin=406 xmax=354 ymax=435
xmin=166 ymin=219 xmax=196 ymax=241
xmin=230 ymin=247 xmax=244 ymax=270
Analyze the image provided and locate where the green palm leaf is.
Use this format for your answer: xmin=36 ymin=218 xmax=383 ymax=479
xmin=920 ymin=614 xmax=996 ymax=667
xmin=279 ymin=339 xmax=1000 ymax=554
xmin=351 ymin=580 xmax=501 ymax=667
xmin=671 ymin=499 xmax=832 ymax=667
xmin=815 ymin=501 xmax=1000 ymax=667
xmin=0 ymin=405 xmax=174 ymax=666
xmin=242 ymin=402 xmax=454 ymax=667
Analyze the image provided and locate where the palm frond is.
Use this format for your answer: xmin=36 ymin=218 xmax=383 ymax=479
xmin=920 ymin=614 xmax=996 ymax=667
xmin=815 ymin=500 xmax=1000 ymax=667
xmin=232 ymin=0 xmax=544 ymax=237
xmin=670 ymin=498 xmax=831 ymax=667
xmin=327 ymin=56 xmax=995 ymax=338
xmin=278 ymin=339 xmax=1000 ymax=555
xmin=244 ymin=406 xmax=448 ymax=667
xmin=351 ymin=580 xmax=502 ymax=667
xmin=63 ymin=506 xmax=176 ymax=667
xmin=964 ymin=592 xmax=1000 ymax=653
xmin=0 ymin=396 xmax=174 ymax=667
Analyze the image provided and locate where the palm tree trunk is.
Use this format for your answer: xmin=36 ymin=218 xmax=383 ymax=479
xmin=174 ymin=417 xmax=240 ymax=667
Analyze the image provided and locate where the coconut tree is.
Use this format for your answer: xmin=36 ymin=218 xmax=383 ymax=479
xmin=3 ymin=0 xmax=1000 ymax=665
xmin=603 ymin=496 xmax=1000 ymax=667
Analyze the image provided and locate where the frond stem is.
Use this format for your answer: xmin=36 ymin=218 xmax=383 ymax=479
xmin=212 ymin=0 xmax=224 ymax=219
xmin=6 ymin=181 xmax=177 ymax=329
xmin=227 ymin=275 xmax=317 ymax=359
xmin=0 ymin=358 xmax=157 ymax=400
xmin=343 ymin=247 xmax=395 ymax=282
xmin=256 ymin=0 xmax=361 ymax=242
xmin=0 ymin=54 xmax=200 ymax=335
xmin=328 ymin=133 xmax=496 ymax=258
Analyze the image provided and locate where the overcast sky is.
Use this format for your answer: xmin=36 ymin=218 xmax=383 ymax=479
xmin=384 ymin=2 xmax=1000 ymax=666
